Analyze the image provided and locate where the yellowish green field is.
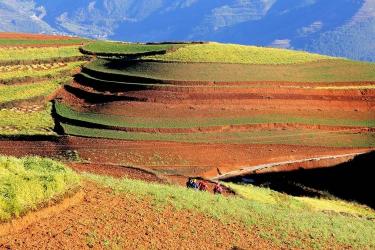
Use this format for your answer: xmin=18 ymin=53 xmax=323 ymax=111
xmin=0 ymin=61 xmax=84 ymax=82
xmin=226 ymin=183 xmax=374 ymax=218
xmin=85 ymin=174 xmax=375 ymax=249
xmin=144 ymin=42 xmax=334 ymax=64
xmin=0 ymin=104 xmax=55 ymax=136
xmin=0 ymin=46 xmax=81 ymax=62
xmin=0 ymin=80 xmax=63 ymax=104
xmin=0 ymin=156 xmax=80 ymax=221
xmin=82 ymin=41 xmax=183 ymax=56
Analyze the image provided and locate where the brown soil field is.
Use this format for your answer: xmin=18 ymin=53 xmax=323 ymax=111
xmin=0 ymin=182 xmax=271 ymax=249
xmin=84 ymin=59 xmax=375 ymax=83
xmin=66 ymin=100 xmax=374 ymax=121
xmin=60 ymin=83 xmax=375 ymax=113
xmin=0 ymin=137 xmax=368 ymax=178
xmin=69 ymin=163 xmax=166 ymax=183
xmin=0 ymin=43 xmax=86 ymax=48
xmin=71 ymin=79 xmax=375 ymax=98
xmin=0 ymin=33 xmax=74 ymax=40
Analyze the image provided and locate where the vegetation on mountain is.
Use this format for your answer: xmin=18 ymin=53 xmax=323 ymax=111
xmin=60 ymin=123 xmax=375 ymax=148
xmin=0 ymin=61 xmax=84 ymax=84
xmin=85 ymin=173 xmax=375 ymax=249
xmin=0 ymin=46 xmax=81 ymax=62
xmin=0 ymin=156 xmax=80 ymax=221
xmin=84 ymin=57 xmax=375 ymax=83
xmin=0 ymin=38 xmax=88 ymax=46
xmin=81 ymin=41 xmax=184 ymax=56
xmin=55 ymin=102 xmax=375 ymax=129
xmin=0 ymin=104 xmax=55 ymax=136
xmin=144 ymin=43 xmax=333 ymax=64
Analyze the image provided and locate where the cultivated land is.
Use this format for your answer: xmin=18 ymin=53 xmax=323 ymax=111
xmin=0 ymin=34 xmax=374 ymax=248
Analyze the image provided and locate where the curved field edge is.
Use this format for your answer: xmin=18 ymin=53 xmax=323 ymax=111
xmin=60 ymin=123 xmax=375 ymax=148
xmin=0 ymin=156 xmax=80 ymax=222
xmin=75 ymin=72 xmax=375 ymax=91
xmin=84 ymin=59 xmax=375 ymax=83
xmin=55 ymin=102 xmax=375 ymax=129
xmin=84 ymin=173 xmax=375 ymax=249
xmin=80 ymin=41 xmax=185 ymax=57
xmin=143 ymin=42 xmax=335 ymax=64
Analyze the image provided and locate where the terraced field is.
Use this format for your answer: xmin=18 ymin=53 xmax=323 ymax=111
xmin=1 ymin=34 xmax=375 ymax=249
xmin=0 ymin=34 xmax=88 ymax=136
xmin=1 ymin=36 xmax=374 ymax=176
xmin=43 ymin=41 xmax=374 ymax=178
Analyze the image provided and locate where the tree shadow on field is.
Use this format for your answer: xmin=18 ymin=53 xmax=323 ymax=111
xmin=226 ymin=151 xmax=375 ymax=209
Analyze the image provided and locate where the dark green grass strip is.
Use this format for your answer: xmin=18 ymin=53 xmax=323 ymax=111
xmin=84 ymin=58 xmax=375 ymax=83
xmin=55 ymin=102 xmax=375 ymax=129
xmin=61 ymin=123 xmax=375 ymax=148
xmin=80 ymin=42 xmax=184 ymax=57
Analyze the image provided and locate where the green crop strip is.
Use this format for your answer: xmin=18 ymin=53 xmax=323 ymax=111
xmin=0 ymin=46 xmax=81 ymax=62
xmin=0 ymin=156 xmax=80 ymax=222
xmin=85 ymin=174 xmax=375 ymax=249
xmin=0 ymin=104 xmax=55 ymax=136
xmin=55 ymin=102 xmax=375 ymax=128
xmin=85 ymin=58 xmax=375 ymax=83
xmin=61 ymin=123 xmax=375 ymax=148
xmin=81 ymin=41 xmax=184 ymax=56
xmin=0 ymin=61 xmax=84 ymax=82
xmin=0 ymin=80 xmax=63 ymax=104
xmin=144 ymin=42 xmax=334 ymax=64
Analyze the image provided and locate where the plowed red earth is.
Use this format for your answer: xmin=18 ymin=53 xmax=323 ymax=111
xmin=0 ymin=33 xmax=74 ymax=40
xmin=0 ymin=182 xmax=272 ymax=249
xmin=69 ymin=163 xmax=165 ymax=183
xmin=0 ymin=137 xmax=368 ymax=178
xmin=60 ymin=83 xmax=375 ymax=113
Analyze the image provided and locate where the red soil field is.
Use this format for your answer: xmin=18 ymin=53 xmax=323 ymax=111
xmin=0 ymin=137 xmax=368 ymax=178
xmin=69 ymin=163 xmax=166 ymax=183
xmin=0 ymin=182 xmax=271 ymax=249
xmin=61 ymin=80 xmax=375 ymax=113
xmin=0 ymin=32 xmax=75 ymax=40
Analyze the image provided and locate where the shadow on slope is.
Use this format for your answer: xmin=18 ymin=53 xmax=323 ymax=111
xmin=226 ymin=151 xmax=375 ymax=209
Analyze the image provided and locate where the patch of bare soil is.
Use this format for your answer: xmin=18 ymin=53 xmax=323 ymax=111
xmin=69 ymin=163 xmax=165 ymax=183
xmin=0 ymin=182 xmax=274 ymax=249
xmin=0 ymin=33 xmax=74 ymax=40
xmin=0 ymin=137 xmax=368 ymax=178
xmin=60 ymin=82 xmax=375 ymax=113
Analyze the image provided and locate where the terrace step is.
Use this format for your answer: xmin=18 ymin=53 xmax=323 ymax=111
xmin=54 ymin=102 xmax=374 ymax=134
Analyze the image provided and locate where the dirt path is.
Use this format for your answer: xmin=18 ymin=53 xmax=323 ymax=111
xmin=0 ymin=182 xmax=273 ymax=249
xmin=212 ymin=152 xmax=369 ymax=180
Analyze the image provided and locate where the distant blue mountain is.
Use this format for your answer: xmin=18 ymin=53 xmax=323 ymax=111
xmin=0 ymin=0 xmax=374 ymax=61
